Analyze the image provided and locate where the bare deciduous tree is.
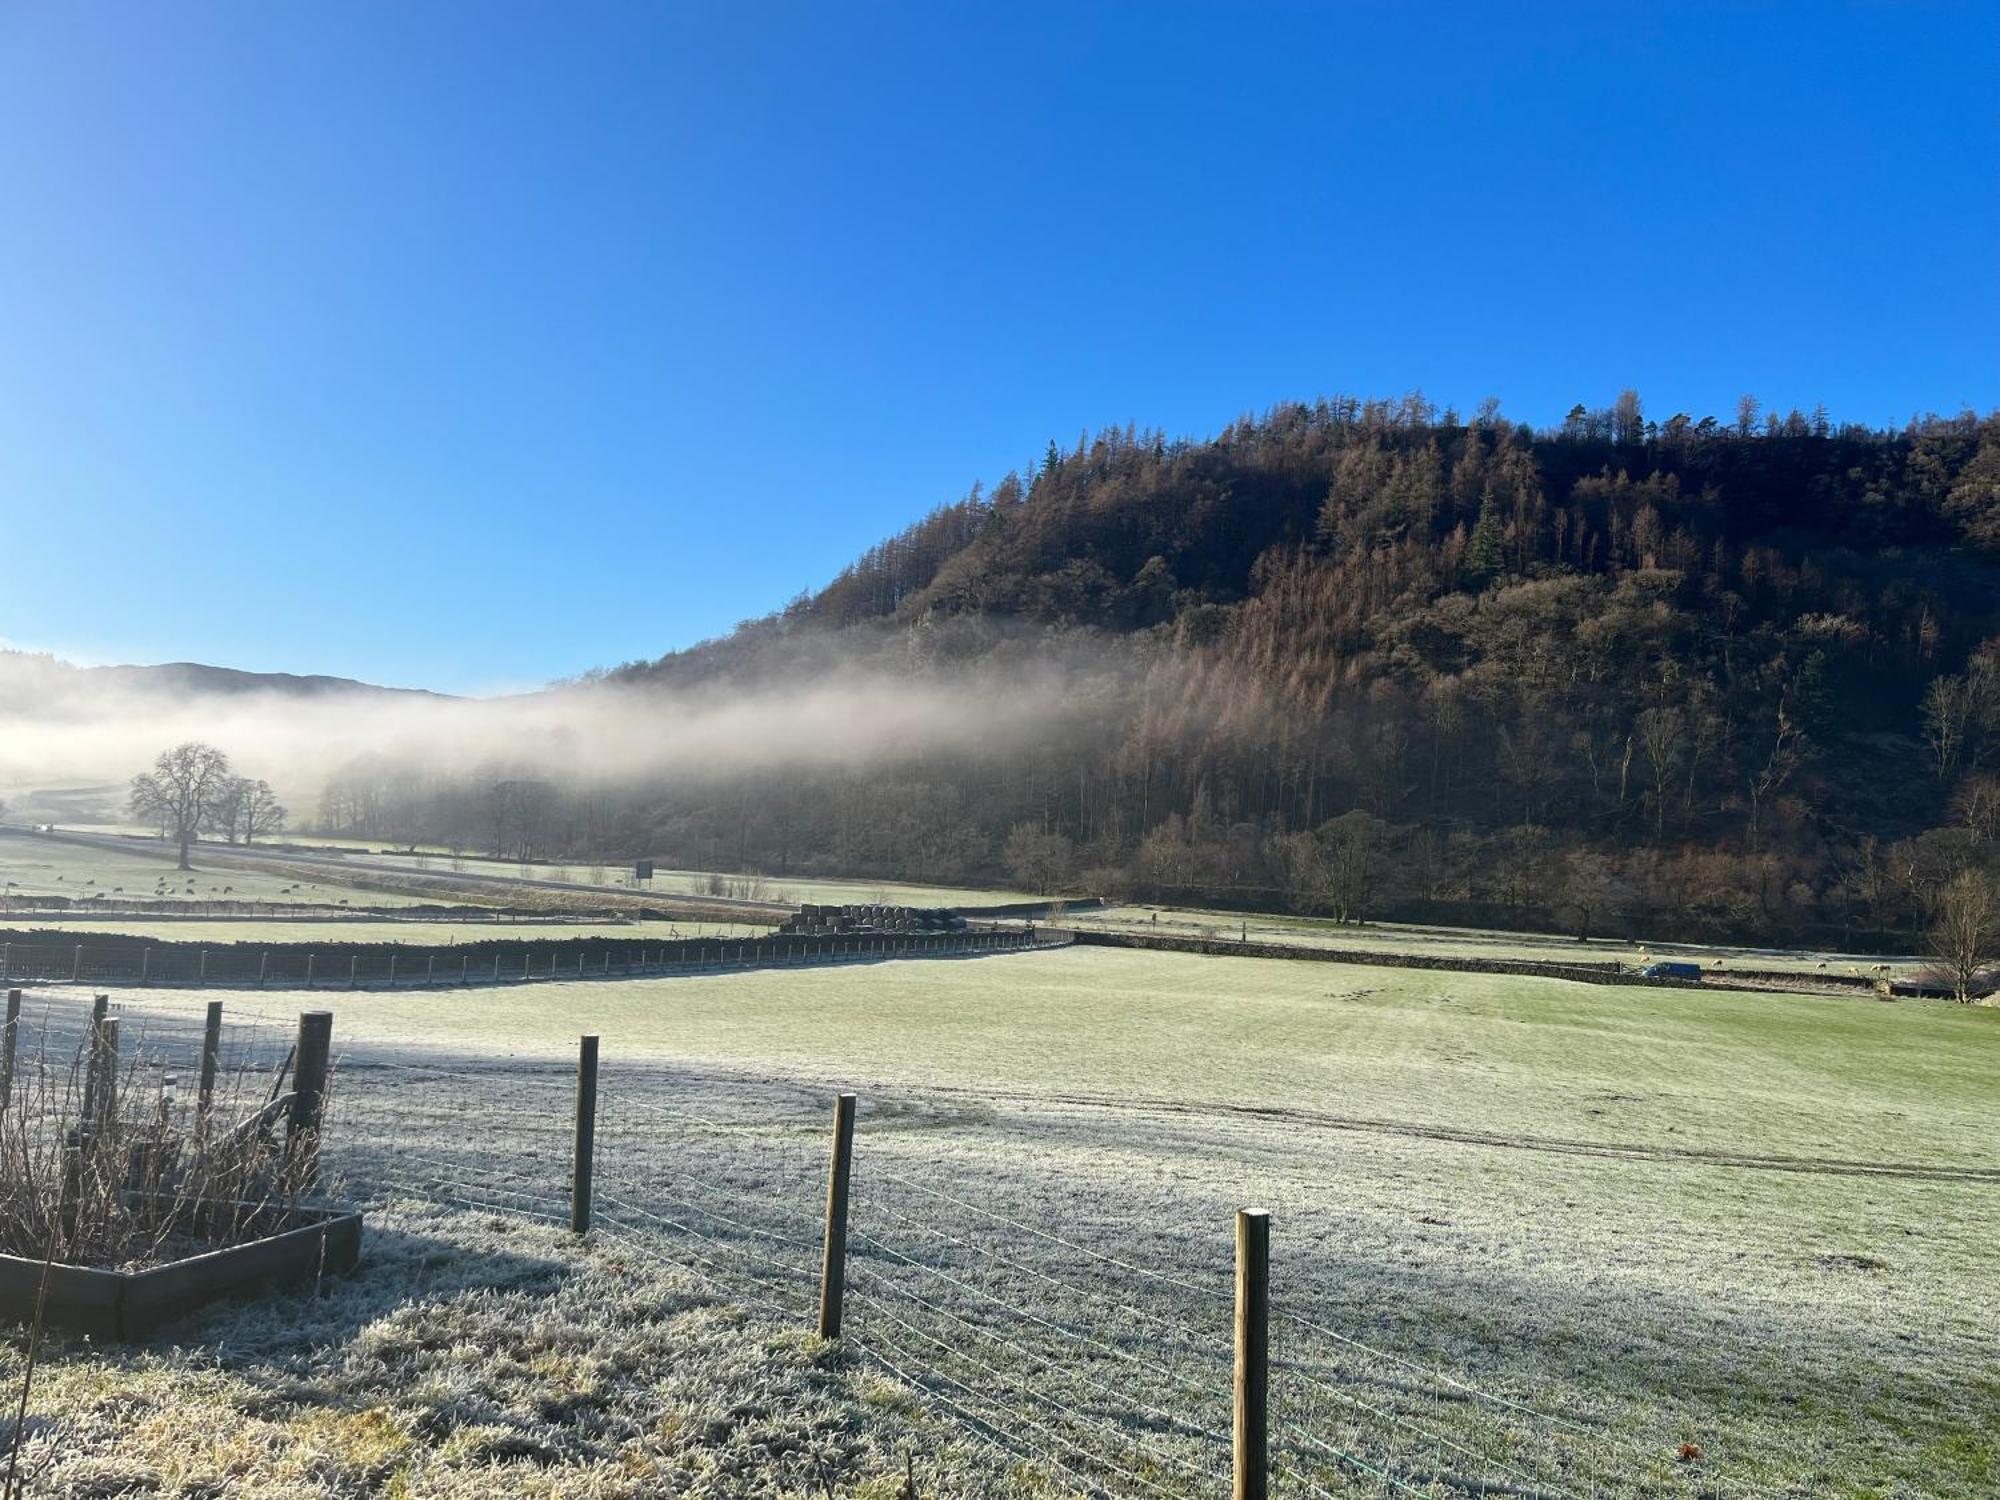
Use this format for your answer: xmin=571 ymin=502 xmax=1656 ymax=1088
xmin=237 ymin=779 xmax=286 ymax=844
xmin=1004 ymin=824 xmax=1076 ymax=895
xmin=1927 ymin=868 xmax=1999 ymax=1003
xmin=129 ymin=743 xmax=232 ymax=870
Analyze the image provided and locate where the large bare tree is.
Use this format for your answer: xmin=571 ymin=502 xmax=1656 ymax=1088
xmin=1927 ymin=868 xmax=1999 ymax=1003
xmin=130 ymin=742 xmax=232 ymax=870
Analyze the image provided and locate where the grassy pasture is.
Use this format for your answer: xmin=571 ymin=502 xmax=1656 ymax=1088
xmin=163 ymin=945 xmax=1995 ymax=1167
xmin=0 ymin=829 xmax=441 ymax=910
xmin=50 ymin=944 xmax=1993 ymax=1496
xmin=1067 ymin=903 xmax=1928 ymax=978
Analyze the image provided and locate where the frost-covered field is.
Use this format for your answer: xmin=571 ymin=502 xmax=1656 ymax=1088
xmin=2 ymin=1197 xmax=990 ymax=1498
xmin=1066 ymin=904 xmax=1928 ymax=979
xmin=11 ymin=947 xmax=1997 ymax=1496
xmin=0 ymin=829 xmax=441 ymax=909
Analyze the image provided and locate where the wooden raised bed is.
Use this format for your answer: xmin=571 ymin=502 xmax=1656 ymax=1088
xmin=0 ymin=1201 xmax=362 ymax=1341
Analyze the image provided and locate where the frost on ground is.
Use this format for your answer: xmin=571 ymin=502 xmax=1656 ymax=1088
xmin=0 ymin=1200 xmax=1017 ymax=1499
xmin=7 ymin=949 xmax=1997 ymax=1498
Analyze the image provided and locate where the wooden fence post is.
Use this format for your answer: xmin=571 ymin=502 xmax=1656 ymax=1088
xmin=817 ymin=1092 xmax=857 ymax=1339
xmin=258 ymin=951 xmax=269 ymax=988
xmin=1234 ymin=1209 xmax=1270 ymax=1500
xmin=0 ymin=989 xmax=19 ymax=1112
xmin=305 ymin=952 xmax=316 ymax=987
xmin=78 ymin=994 xmax=110 ymax=1122
xmin=572 ymin=1035 xmax=599 ymax=1235
xmin=198 ymin=949 xmax=208 ymax=984
xmin=193 ymin=997 xmax=225 ymax=1128
xmin=91 ymin=1016 xmax=119 ymax=1134
xmin=71 ymin=945 xmax=82 ymax=982
xmin=1 ymin=944 xmax=8 ymax=982
xmin=349 ymin=955 xmax=358 ymax=989
xmin=427 ymin=954 xmax=436 ymax=986
xmin=289 ymin=1010 xmax=334 ymax=1186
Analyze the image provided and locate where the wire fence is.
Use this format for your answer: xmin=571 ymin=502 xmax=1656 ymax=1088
xmin=4 ymin=989 xmax=1683 ymax=1498
xmin=0 ymin=926 xmax=1064 ymax=990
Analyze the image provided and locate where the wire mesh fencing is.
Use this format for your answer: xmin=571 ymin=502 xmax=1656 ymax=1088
xmin=297 ymin=1026 xmax=1681 ymax=1500
xmin=2 ymin=985 xmax=1682 ymax=1497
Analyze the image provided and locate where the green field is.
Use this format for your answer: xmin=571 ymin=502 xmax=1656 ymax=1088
xmin=67 ymin=943 xmax=1997 ymax=1496
xmin=1068 ymin=903 xmax=1929 ymax=978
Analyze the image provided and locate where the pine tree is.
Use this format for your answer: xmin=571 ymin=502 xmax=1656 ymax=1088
xmin=1465 ymin=496 xmax=1506 ymax=584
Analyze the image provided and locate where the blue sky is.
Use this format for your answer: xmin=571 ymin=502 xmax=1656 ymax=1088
xmin=2 ymin=2 xmax=1995 ymax=693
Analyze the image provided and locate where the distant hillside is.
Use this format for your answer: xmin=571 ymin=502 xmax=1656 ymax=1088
xmin=0 ymin=651 xmax=445 ymax=710
xmin=389 ymin=395 xmax=2000 ymax=948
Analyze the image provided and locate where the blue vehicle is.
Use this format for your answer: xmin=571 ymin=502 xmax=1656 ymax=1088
xmin=1638 ymin=960 xmax=1702 ymax=981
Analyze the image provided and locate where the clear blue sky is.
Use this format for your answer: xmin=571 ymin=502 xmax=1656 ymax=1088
xmin=2 ymin=2 xmax=1995 ymax=693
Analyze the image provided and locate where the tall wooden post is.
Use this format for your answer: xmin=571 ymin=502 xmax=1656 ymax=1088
xmin=258 ymin=951 xmax=269 ymax=988
xmin=140 ymin=948 xmax=151 ymax=982
xmin=305 ymin=952 xmax=316 ymax=987
xmin=289 ymin=1011 xmax=333 ymax=1186
xmin=198 ymin=949 xmax=207 ymax=983
xmin=818 ymin=1092 xmax=858 ymax=1339
xmin=0 ymin=989 xmax=19 ymax=1113
xmin=197 ymin=1000 xmax=223 ymax=1122
xmin=572 ymin=1035 xmax=599 ymax=1235
xmin=91 ymin=1016 xmax=120 ymax=1134
xmin=71 ymin=945 xmax=82 ymax=982
xmin=79 ymin=994 xmax=111 ymax=1124
xmin=1234 ymin=1209 xmax=1270 ymax=1500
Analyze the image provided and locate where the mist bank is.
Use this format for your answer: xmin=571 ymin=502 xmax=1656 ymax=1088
xmin=0 ymin=644 xmax=1120 ymax=819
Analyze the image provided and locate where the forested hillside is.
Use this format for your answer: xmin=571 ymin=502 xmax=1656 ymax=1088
xmin=342 ymin=394 xmax=2000 ymax=949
